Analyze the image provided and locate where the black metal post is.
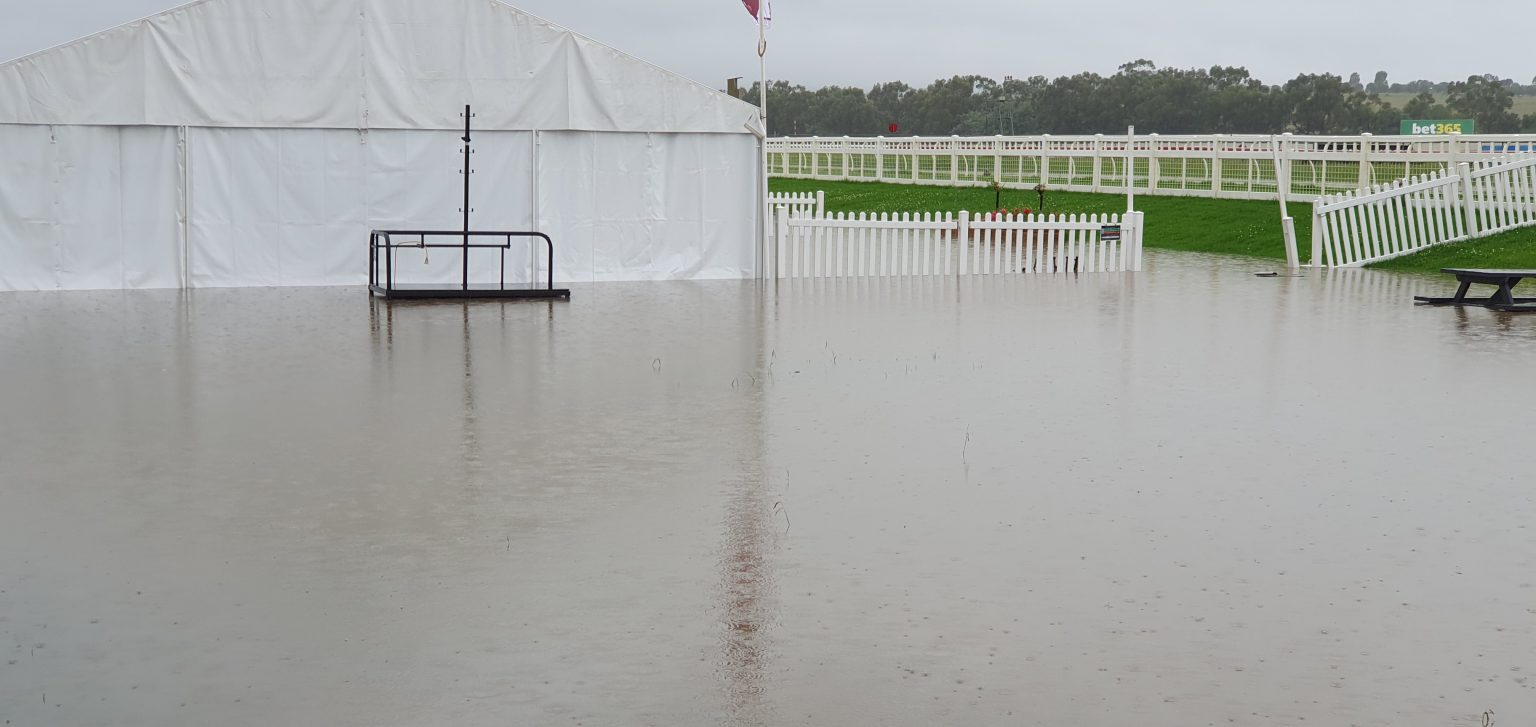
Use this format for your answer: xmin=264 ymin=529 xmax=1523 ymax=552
xmin=462 ymin=105 xmax=472 ymax=292
xmin=384 ymin=233 xmax=393 ymax=292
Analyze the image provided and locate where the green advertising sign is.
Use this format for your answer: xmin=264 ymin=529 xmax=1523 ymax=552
xmin=1401 ymin=119 xmax=1475 ymax=135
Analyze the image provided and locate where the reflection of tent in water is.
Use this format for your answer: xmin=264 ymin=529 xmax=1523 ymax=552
xmin=0 ymin=0 xmax=763 ymax=292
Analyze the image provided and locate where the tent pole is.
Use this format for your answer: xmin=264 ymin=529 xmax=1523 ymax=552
xmin=463 ymin=104 xmax=472 ymax=291
xmin=758 ymin=8 xmax=770 ymax=281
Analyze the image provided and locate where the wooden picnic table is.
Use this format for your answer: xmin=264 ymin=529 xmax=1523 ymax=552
xmin=1414 ymin=269 xmax=1536 ymax=312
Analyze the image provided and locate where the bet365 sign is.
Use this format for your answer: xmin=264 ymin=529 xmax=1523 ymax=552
xmin=1401 ymin=119 xmax=1475 ymax=135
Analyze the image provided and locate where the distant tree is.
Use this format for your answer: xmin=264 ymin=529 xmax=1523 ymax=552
xmin=1205 ymin=66 xmax=1281 ymax=133
xmin=804 ymin=86 xmax=881 ymax=136
xmin=1348 ymin=72 xmax=1363 ymax=90
xmin=1446 ymin=75 xmax=1521 ymax=132
xmin=1282 ymin=74 xmax=1387 ymax=133
xmin=757 ymin=65 xmax=1536 ymax=138
xmin=868 ymin=81 xmax=916 ymax=133
xmin=1036 ymin=71 xmax=1111 ymax=133
xmin=747 ymin=81 xmax=814 ymax=136
xmin=1403 ymin=91 xmax=1449 ymax=119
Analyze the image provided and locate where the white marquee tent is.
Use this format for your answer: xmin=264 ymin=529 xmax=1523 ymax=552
xmin=0 ymin=0 xmax=763 ymax=291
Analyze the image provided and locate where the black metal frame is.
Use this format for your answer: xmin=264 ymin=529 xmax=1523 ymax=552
xmin=366 ymin=104 xmax=570 ymax=301
xmin=367 ymin=230 xmax=571 ymax=300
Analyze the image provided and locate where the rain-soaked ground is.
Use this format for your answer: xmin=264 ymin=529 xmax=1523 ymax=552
xmin=2 ymin=251 xmax=1533 ymax=726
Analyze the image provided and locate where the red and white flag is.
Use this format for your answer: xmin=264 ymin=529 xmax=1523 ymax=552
xmin=742 ymin=0 xmax=760 ymax=19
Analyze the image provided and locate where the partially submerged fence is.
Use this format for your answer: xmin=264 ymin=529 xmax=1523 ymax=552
xmin=1313 ymin=156 xmax=1536 ymax=267
xmin=769 ymin=208 xmax=1143 ymax=280
xmin=767 ymin=133 xmax=1536 ymax=203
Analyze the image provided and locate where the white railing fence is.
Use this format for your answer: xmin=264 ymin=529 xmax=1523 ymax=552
xmin=768 ymin=133 xmax=1536 ymax=203
xmin=769 ymin=208 xmax=1143 ymax=280
xmin=1313 ymin=156 xmax=1536 ymax=267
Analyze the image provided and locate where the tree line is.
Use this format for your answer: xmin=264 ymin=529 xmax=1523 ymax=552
xmin=743 ymin=61 xmax=1536 ymax=137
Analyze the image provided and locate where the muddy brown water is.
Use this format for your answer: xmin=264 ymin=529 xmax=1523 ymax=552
xmin=1 ymin=252 xmax=1533 ymax=726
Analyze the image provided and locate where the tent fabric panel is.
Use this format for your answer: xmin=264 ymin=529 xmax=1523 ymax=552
xmin=537 ymin=131 xmax=757 ymax=282
xmin=362 ymin=128 xmax=538 ymax=287
xmin=187 ymin=127 xmax=537 ymax=288
xmin=0 ymin=0 xmax=759 ymax=134
xmin=0 ymin=125 xmax=58 ymax=290
xmin=0 ymin=125 xmax=181 ymax=291
xmin=0 ymin=125 xmax=753 ymax=291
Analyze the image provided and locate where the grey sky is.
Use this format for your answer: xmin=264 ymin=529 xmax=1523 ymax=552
xmin=3 ymin=0 xmax=1531 ymax=91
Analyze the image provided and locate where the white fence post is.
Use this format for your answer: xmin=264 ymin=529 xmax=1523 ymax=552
xmin=950 ymin=136 xmax=960 ymax=185
xmin=1147 ymin=134 xmax=1161 ymax=191
xmin=1459 ymin=161 xmax=1478 ymax=238
xmin=1282 ymin=216 xmax=1299 ymax=270
xmin=815 ymin=190 xmax=825 ymax=216
xmin=1132 ymin=211 xmax=1145 ymax=271
xmin=1310 ymin=206 xmax=1324 ymax=268
xmin=1210 ymin=136 xmax=1223 ymax=198
xmin=774 ymin=204 xmax=788 ymax=279
xmin=1126 ymin=126 xmax=1136 ymax=210
xmin=911 ymin=139 xmax=919 ymax=185
xmin=957 ymin=211 xmax=970 ymax=277
xmin=1447 ymin=132 xmax=1460 ymax=178
xmin=1358 ymin=133 xmax=1373 ymax=189
xmin=1039 ymin=135 xmax=1050 ymax=186
xmin=1092 ymin=134 xmax=1104 ymax=192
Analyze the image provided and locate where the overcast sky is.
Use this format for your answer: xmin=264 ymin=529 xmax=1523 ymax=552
xmin=2 ymin=0 xmax=1531 ymax=91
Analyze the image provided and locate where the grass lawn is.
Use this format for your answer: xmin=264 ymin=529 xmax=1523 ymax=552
xmin=1376 ymin=92 xmax=1536 ymax=117
xmin=1366 ymin=226 xmax=1536 ymax=275
xmin=771 ymin=178 xmax=1312 ymax=263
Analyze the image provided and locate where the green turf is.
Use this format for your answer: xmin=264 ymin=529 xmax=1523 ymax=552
xmin=1365 ymin=226 xmax=1536 ymax=277
xmin=771 ymin=178 xmax=1313 ymax=263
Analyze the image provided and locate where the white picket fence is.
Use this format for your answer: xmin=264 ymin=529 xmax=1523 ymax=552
xmin=768 ymin=133 xmax=1536 ymax=203
xmin=1467 ymin=156 xmax=1536 ymax=236
xmin=769 ymin=208 xmax=1143 ymax=280
xmin=767 ymin=190 xmax=825 ymax=217
xmin=1313 ymin=156 xmax=1536 ymax=267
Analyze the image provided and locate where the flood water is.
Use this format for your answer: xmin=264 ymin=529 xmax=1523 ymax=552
xmin=2 ymin=252 xmax=1533 ymax=726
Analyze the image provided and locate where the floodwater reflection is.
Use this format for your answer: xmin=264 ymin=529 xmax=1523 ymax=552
xmin=2 ymin=253 xmax=1534 ymax=726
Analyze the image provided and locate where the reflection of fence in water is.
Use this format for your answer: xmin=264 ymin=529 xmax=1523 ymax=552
xmin=1313 ymin=268 xmax=1442 ymax=310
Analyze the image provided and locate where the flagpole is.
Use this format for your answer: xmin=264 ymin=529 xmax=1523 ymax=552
xmin=758 ymin=5 xmax=770 ymax=280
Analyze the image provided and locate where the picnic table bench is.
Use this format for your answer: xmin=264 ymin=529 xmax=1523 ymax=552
xmin=1414 ymin=269 xmax=1536 ymax=313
